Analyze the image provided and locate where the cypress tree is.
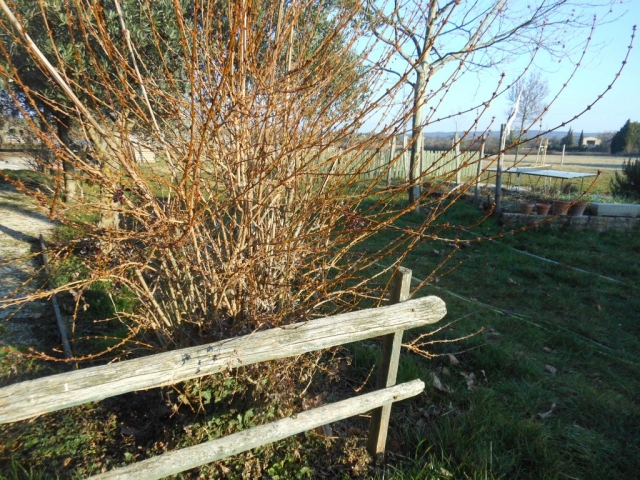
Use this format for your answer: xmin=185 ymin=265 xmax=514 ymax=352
xmin=561 ymin=128 xmax=574 ymax=147
xmin=611 ymin=120 xmax=640 ymax=154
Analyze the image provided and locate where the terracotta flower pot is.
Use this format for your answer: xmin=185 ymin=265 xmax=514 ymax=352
xmin=536 ymin=203 xmax=551 ymax=215
xmin=552 ymin=200 xmax=571 ymax=216
xmin=568 ymin=201 xmax=589 ymax=216
xmin=520 ymin=201 xmax=535 ymax=215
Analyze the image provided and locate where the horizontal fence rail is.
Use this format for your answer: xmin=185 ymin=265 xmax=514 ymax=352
xmin=347 ymin=149 xmax=480 ymax=181
xmin=422 ymin=150 xmax=478 ymax=179
xmin=0 ymin=296 xmax=446 ymax=424
xmin=88 ymin=379 xmax=425 ymax=480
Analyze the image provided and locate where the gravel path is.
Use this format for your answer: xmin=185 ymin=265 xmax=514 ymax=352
xmin=0 ymin=181 xmax=55 ymax=350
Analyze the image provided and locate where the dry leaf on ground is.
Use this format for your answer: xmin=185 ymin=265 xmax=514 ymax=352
xmin=537 ymin=403 xmax=556 ymax=420
xmin=432 ymin=372 xmax=451 ymax=393
xmin=119 ymin=422 xmax=140 ymax=437
xmin=315 ymin=424 xmax=333 ymax=436
xmin=460 ymin=372 xmax=477 ymax=390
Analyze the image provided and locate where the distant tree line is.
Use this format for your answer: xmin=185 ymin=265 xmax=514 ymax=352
xmin=610 ymin=120 xmax=640 ymax=154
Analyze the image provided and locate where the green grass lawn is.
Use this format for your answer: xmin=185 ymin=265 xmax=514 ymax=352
xmin=354 ymin=202 xmax=640 ymax=479
xmin=1 ymin=173 xmax=638 ymax=479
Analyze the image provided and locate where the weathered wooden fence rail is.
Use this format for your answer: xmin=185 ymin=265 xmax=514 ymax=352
xmin=0 ymin=269 xmax=446 ymax=479
xmin=343 ymin=149 xmax=480 ymax=181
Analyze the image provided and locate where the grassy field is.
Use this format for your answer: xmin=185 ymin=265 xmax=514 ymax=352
xmin=503 ymin=152 xmax=628 ymax=172
xmin=473 ymin=153 xmax=634 ymax=202
xmin=355 ymin=202 xmax=640 ymax=479
xmin=1 ymin=168 xmax=638 ymax=478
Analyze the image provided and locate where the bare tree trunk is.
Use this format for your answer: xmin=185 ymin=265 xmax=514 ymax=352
xmin=408 ymin=67 xmax=426 ymax=212
xmin=55 ymin=114 xmax=76 ymax=203
xmin=87 ymin=126 xmax=119 ymax=230
xmin=37 ymin=112 xmax=52 ymax=174
xmin=513 ymin=116 xmax=525 ymax=164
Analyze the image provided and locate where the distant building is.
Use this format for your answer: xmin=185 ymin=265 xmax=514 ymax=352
xmin=582 ymin=136 xmax=601 ymax=148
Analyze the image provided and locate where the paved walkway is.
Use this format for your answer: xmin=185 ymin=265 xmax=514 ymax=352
xmin=0 ymin=181 xmax=55 ymax=349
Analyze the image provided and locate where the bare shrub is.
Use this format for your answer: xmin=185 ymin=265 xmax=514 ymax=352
xmin=0 ymin=5 xmax=634 ymax=475
xmin=0 ymin=1 xmax=412 ymax=354
xmin=0 ymin=0 xmax=632 ymax=361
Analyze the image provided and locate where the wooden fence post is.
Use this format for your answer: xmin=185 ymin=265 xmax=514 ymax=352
xmin=454 ymin=132 xmax=461 ymax=185
xmin=474 ymin=138 xmax=485 ymax=206
xmin=387 ymin=136 xmax=397 ymax=187
xmin=496 ymin=123 xmax=506 ymax=214
xmin=39 ymin=234 xmax=74 ymax=366
xmin=367 ymin=266 xmax=412 ymax=462
xmin=402 ymin=133 xmax=408 ymax=181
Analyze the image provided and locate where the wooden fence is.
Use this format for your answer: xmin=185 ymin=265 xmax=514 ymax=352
xmin=345 ymin=149 xmax=481 ymax=182
xmin=0 ymin=268 xmax=446 ymax=480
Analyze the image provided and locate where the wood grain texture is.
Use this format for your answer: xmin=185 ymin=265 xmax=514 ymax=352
xmin=88 ymin=380 xmax=425 ymax=480
xmin=367 ymin=267 xmax=412 ymax=459
xmin=0 ymin=296 xmax=445 ymax=424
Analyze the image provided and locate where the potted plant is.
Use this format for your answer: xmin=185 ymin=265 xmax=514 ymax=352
xmin=568 ymin=194 xmax=592 ymax=216
xmin=552 ymin=198 xmax=572 ymax=215
xmin=536 ymin=202 xmax=551 ymax=215
xmin=520 ymin=201 xmax=535 ymax=214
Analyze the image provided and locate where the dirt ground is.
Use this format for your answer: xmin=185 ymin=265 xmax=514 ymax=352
xmin=0 ymin=151 xmax=37 ymax=170
xmin=0 ymin=180 xmax=55 ymax=350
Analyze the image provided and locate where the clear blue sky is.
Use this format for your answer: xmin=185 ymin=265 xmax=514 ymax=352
xmin=431 ymin=1 xmax=640 ymax=134
xmin=364 ymin=1 xmax=640 ymax=135
xmin=542 ymin=1 xmax=640 ymax=134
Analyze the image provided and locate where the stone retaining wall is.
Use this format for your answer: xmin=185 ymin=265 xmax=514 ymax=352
xmin=500 ymin=213 xmax=640 ymax=232
xmin=588 ymin=203 xmax=640 ymax=218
